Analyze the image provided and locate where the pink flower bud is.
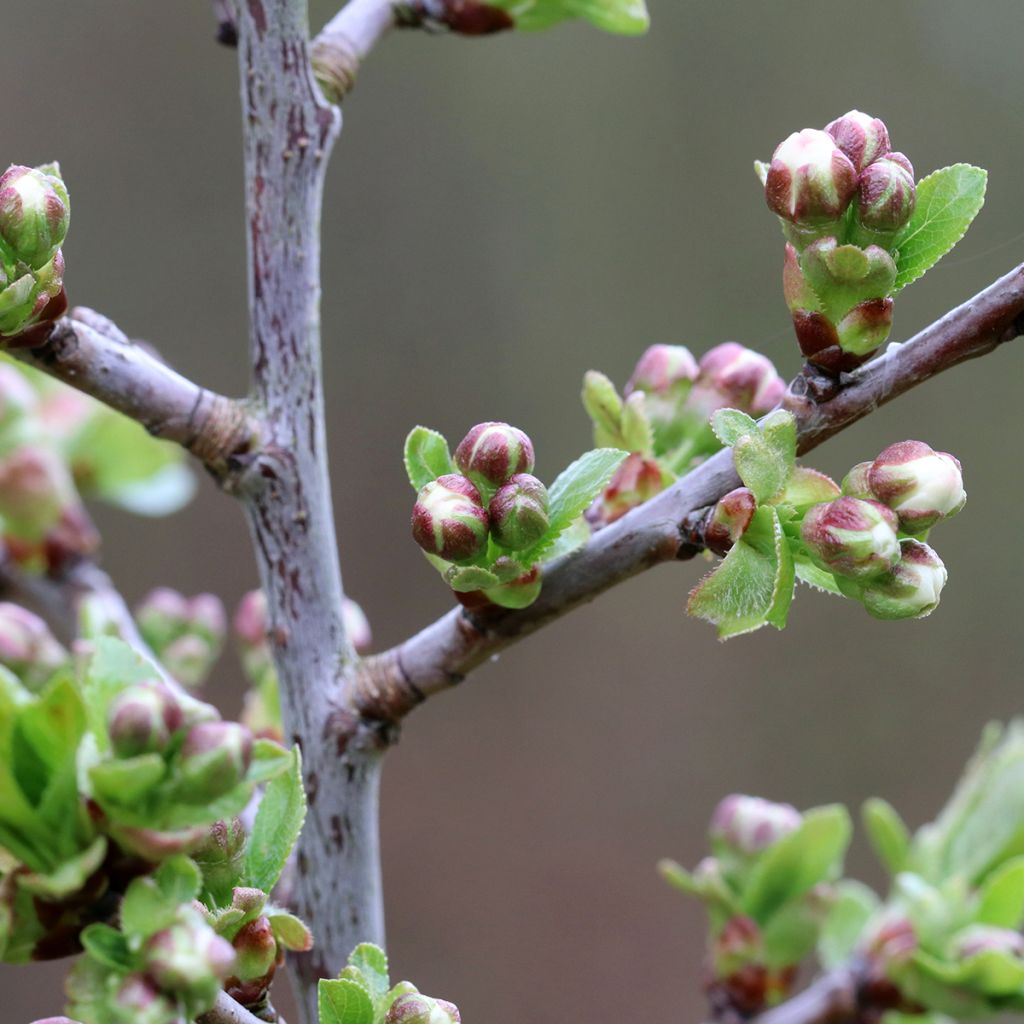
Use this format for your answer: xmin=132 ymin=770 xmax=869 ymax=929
xmin=343 ymin=595 xmax=373 ymax=654
xmin=234 ymin=588 xmax=269 ymax=649
xmin=846 ymin=539 xmax=947 ymax=620
xmin=867 ymin=441 xmax=965 ymax=534
xmin=0 ymin=164 xmax=70 ymax=269
xmin=624 ymin=344 xmax=699 ymax=399
xmin=0 ymin=444 xmax=76 ymax=540
xmin=765 ymin=129 xmax=858 ymax=226
xmin=862 ymin=913 xmax=917 ymax=965
xmin=841 ymin=462 xmax=874 ymax=500
xmin=144 ymin=916 xmax=236 ymax=1001
xmin=454 ymin=421 xmax=535 ymax=489
xmin=704 ymin=487 xmax=757 ymax=556
xmin=689 ymin=343 xmax=785 ymax=419
xmin=386 ymin=993 xmax=462 ymax=1024
xmin=488 ymin=473 xmax=549 ymax=550
xmin=710 ymin=794 xmax=801 ymax=855
xmin=857 ymin=153 xmax=916 ymax=234
xmin=0 ymin=602 xmax=68 ymax=689
xmin=952 ymin=925 xmax=1024 ymax=960
xmin=594 ymin=453 xmax=664 ymax=525
xmin=800 ymin=497 xmax=901 ymax=580
xmin=107 ymin=680 xmax=184 ymax=758
xmin=411 ymin=474 xmax=490 ymax=563
xmin=825 ymin=110 xmax=891 ymax=173
xmin=178 ymin=721 xmax=254 ymax=799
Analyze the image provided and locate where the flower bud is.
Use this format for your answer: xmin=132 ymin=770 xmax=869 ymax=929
xmin=765 ymin=129 xmax=858 ymax=228
xmin=231 ymin=915 xmax=278 ymax=981
xmin=0 ymin=164 xmax=70 ymax=269
xmin=857 ymin=153 xmax=915 ymax=235
xmin=841 ymin=462 xmax=875 ymax=500
xmin=0 ymin=602 xmax=68 ymax=690
xmin=710 ymin=794 xmax=801 ymax=856
xmin=454 ymin=421 xmax=534 ymax=490
xmin=704 ymin=487 xmax=757 ymax=556
xmin=625 ymin=344 xmax=699 ymax=399
xmin=846 ymin=539 xmax=947 ymax=620
xmin=386 ymin=993 xmax=462 ymax=1024
xmin=107 ymin=680 xmax=183 ymax=758
xmin=835 ymin=297 xmax=893 ymax=356
xmin=192 ymin=817 xmax=247 ymax=902
xmin=31 ymin=1019 xmax=84 ymax=1024
xmin=593 ymin=453 xmax=664 ymax=525
xmin=825 ymin=110 xmax=890 ymax=173
xmin=861 ymin=913 xmax=917 ymax=966
xmin=144 ymin=914 xmax=236 ymax=1002
xmin=688 ymin=343 xmax=785 ymax=420
xmin=178 ymin=721 xmax=254 ymax=799
xmin=234 ymin=589 xmax=268 ymax=650
xmin=112 ymin=975 xmax=178 ymax=1024
xmin=800 ymin=497 xmax=901 ymax=580
xmin=343 ymin=595 xmax=373 ymax=654
xmin=488 ymin=473 xmax=549 ymax=550
xmin=109 ymin=823 xmax=208 ymax=861
xmin=867 ymin=441 xmax=965 ymax=533
xmin=952 ymin=925 xmax=1024 ymax=960
xmin=411 ymin=474 xmax=490 ymax=563
xmin=0 ymin=444 xmax=76 ymax=540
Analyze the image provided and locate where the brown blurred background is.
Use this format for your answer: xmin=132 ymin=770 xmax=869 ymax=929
xmin=4 ymin=1 xmax=1024 ymax=1020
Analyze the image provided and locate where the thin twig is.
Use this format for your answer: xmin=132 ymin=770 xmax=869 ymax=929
xmin=347 ymin=260 xmax=1024 ymax=723
xmin=311 ymin=0 xmax=400 ymax=104
xmin=197 ymin=991 xmax=268 ymax=1024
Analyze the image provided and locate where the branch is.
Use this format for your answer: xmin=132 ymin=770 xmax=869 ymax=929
xmin=311 ymin=0 xmax=400 ymax=104
xmin=740 ymin=968 xmax=859 ymax=1024
xmin=349 ymin=260 xmax=1024 ymax=723
xmin=197 ymin=992 xmax=268 ymax=1024
xmin=9 ymin=308 xmax=254 ymax=475
xmin=213 ymin=0 xmax=240 ymax=47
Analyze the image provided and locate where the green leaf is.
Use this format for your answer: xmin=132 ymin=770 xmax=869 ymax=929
xmin=537 ymin=516 xmax=590 ymax=563
xmin=247 ymin=738 xmax=294 ymax=784
xmin=564 ymin=0 xmax=650 ymax=33
xmin=403 ymin=427 xmax=454 ymax=492
xmin=723 ymin=411 xmax=795 ymax=505
xmin=90 ymin=753 xmax=167 ymax=806
xmin=267 ymin=910 xmax=313 ymax=951
xmin=82 ymin=638 xmax=162 ymax=754
xmin=711 ymin=409 xmax=757 ymax=447
xmin=761 ymin=899 xmax=821 ymax=969
xmin=893 ymin=164 xmax=987 ymax=291
xmin=658 ymin=859 xmax=700 ymax=895
xmin=863 ymin=798 xmax=912 ymax=876
xmin=976 ymin=856 xmax=1024 ymax=928
xmin=794 ymin=553 xmax=843 ymax=596
xmin=581 ymin=370 xmax=625 ymax=449
xmin=318 ymin=978 xmax=375 ymax=1024
xmin=445 ymin=565 xmax=500 ymax=593
xmin=818 ymin=880 xmax=880 ymax=969
xmin=246 ymin=747 xmax=306 ymax=893
xmin=742 ymin=805 xmax=852 ymax=922
xmin=80 ymin=923 xmax=132 ymax=970
xmin=18 ymin=837 xmax=108 ymax=900
xmin=779 ymin=467 xmax=840 ymax=514
xmin=120 ymin=856 xmax=201 ymax=939
xmin=620 ymin=392 xmax=654 ymax=455
xmin=348 ymin=942 xmax=390 ymax=1009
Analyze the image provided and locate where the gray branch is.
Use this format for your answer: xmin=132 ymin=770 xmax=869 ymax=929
xmin=311 ymin=0 xmax=400 ymax=103
xmin=197 ymin=992 xmax=270 ymax=1024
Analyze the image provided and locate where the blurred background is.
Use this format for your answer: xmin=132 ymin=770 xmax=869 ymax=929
xmin=3 ymin=0 xmax=1024 ymax=1020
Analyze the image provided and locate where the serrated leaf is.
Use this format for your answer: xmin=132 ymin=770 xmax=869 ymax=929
xmin=348 ymin=942 xmax=390 ymax=1008
xmin=581 ymin=370 xmax=625 ymax=449
xmin=319 ymin=978 xmax=375 ymax=1024
xmin=80 ymin=923 xmax=132 ymax=970
xmin=742 ymin=805 xmax=852 ymax=922
xmin=893 ymin=164 xmax=987 ymax=291
xmin=794 ymin=554 xmax=844 ymax=596
xmin=267 ymin=910 xmax=313 ymax=951
xmin=780 ymin=467 xmax=840 ymax=513
xmin=818 ymin=879 xmax=880 ymax=969
xmin=246 ymin=747 xmax=306 ymax=894
xmin=247 ymin=738 xmax=293 ymax=784
xmin=564 ymin=0 xmax=649 ymax=34
xmin=120 ymin=856 xmax=201 ymax=939
xmin=403 ymin=427 xmax=454 ymax=492
xmin=620 ymin=392 xmax=654 ymax=455
xmin=445 ymin=565 xmax=500 ymax=593
xmin=731 ymin=412 xmax=794 ymax=505
xmin=863 ymin=798 xmax=911 ymax=876
xmin=711 ymin=409 xmax=758 ymax=447
xmin=976 ymin=856 xmax=1024 ymax=928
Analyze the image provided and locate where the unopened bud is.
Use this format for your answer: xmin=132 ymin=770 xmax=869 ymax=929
xmin=136 ymin=589 xmax=226 ymax=688
xmin=626 ymin=344 xmax=699 ymax=398
xmin=841 ymin=462 xmax=874 ymax=500
xmin=454 ymin=421 xmax=534 ymax=489
xmin=825 ymin=111 xmax=891 ymax=173
xmin=234 ymin=589 xmax=268 ymax=650
xmin=178 ymin=721 xmax=254 ymax=799
xmin=144 ymin=915 xmax=236 ymax=1001
xmin=862 ymin=913 xmax=917 ymax=965
xmin=0 ymin=251 xmax=65 ymax=338
xmin=867 ymin=441 xmax=965 ymax=534
xmin=411 ymin=474 xmax=489 ymax=563
xmin=844 ymin=539 xmax=947 ymax=620
xmin=343 ymin=595 xmax=373 ymax=654
xmin=765 ymin=129 xmax=857 ymax=229
xmin=710 ymin=794 xmax=801 ymax=855
xmin=594 ymin=453 xmax=664 ymax=525
xmin=0 ymin=444 xmax=76 ymax=540
xmin=488 ymin=473 xmax=549 ymax=550
xmin=386 ymin=993 xmax=462 ymax=1024
xmin=952 ymin=925 xmax=1024 ymax=960
xmin=112 ymin=975 xmax=178 ymax=1024
xmin=857 ymin=153 xmax=915 ymax=235
xmin=836 ymin=297 xmax=893 ymax=356
xmin=689 ymin=343 xmax=785 ymax=419
xmin=705 ymin=487 xmax=757 ymax=556
xmin=0 ymin=602 xmax=68 ymax=689
xmin=800 ymin=497 xmax=901 ymax=580
xmin=193 ymin=818 xmax=247 ymax=903
xmin=0 ymin=164 xmax=69 ymax=269
xmin=481 ymin=564 xmax=541 ymax=610
xmin=799 ymin=238 xmax=897 ymax=321
xmin=108 ymin=680 xmax=183 ymax=758
xmin=231 ymin=916 xmax=278 ymax=981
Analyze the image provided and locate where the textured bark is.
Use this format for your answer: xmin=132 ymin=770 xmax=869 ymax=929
xmin=198 ymin=990 xmax=272 ymax=1024
xmin=234 ymin=2 xmax=383 ymax=1021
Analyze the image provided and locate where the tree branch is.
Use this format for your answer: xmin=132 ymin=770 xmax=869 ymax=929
xmin=197 ymin=991 xmax=269 ymax=1024
xmin=349 ymin=260 xmax=1024 ymax=723
xmin=9 ymin=308 xmax=254 ymax=476
xmin=740 ymin=968 xmax=860 ymax=1024
xmin=310 ymin=0 xmax=401 ymax=104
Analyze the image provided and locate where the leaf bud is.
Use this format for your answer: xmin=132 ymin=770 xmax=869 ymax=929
xmin=411 ymin=474 xmax=490 ymax=563
xmin=481 ymin=564 xmax=541 ymax=610
xmin=835 ymin=298 xmax=894 ymax=356
xmin=688 ymin=343 xmax=785 ymax=420
xmin=144 ymin=913 xmax=236 ymax=1003
xmin=192 ymin=817 xmax=247 ymax=903
xmin=178 ymin=721 xmax=254 ymax=799
xmin=824 ymin=110 xmax=891 ymax=173
xmin=107 ymin=680 xmax=184 ymax=758
xmin=710 ymin=794 xmax=801 ymax=856
xmin=386 ymin=992 xmax=462 ymax=1024
xmin=765 ymin=129 xmax=858 ymax=230
xmin=488 ymin=473 xmax=549 ymax=550
xmin=0 ymin=164 xmax=70 ymax=269
xmin=704 ymin=487 xmax=758 ymax=556
xmin=857 ymin=152 xmax=916 ymax=235
xmin=800 ymin=496 xmax=901 ymax=580
xmin=844 ymin=539 xmax=947 ymax=620
xmin=0 ymin=601 xmax=69 ymax=690
xmin=231 ymin=915 xmax=279 ymax=981
xmin=454 ymin=421 xmax=534 ymax=489
xmin=867 ymin=441 xmax=965 ymax=533
xmin=594 ymin=453 xmax=664 ymax=525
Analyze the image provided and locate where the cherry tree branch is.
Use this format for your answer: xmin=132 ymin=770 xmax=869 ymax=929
xmin=311 ymin=0 xmax=400 ymax=103
xmin=740 ymin=968 xmax=860 ymax=1024
xmin=197 ymin=991 xmax=270 ymax=1024
xmin=348 ymin=260 xmax=1024 ymax=723
xmin=9 ymin=308 xmax=254 ymax=475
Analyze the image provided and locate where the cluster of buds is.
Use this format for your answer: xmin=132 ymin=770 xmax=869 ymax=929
xmin=765 ymin=112 xmax=916 ymax=373
xmin=800 ymin=441 xmax=963 ymax=620
xmin=135 ymin=588 xmax=227 ymax=689
xmin=0 ymin=163 xmax=69 ymax=339
xmin=411 ymin=422 xmax=548 ymax=603
xmin=0 ymin=601 xmax=69 ymax=690
xmin=586 ymin=342 xmax=784 ymax=525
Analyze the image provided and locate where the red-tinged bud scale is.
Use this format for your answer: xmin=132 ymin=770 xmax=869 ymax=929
xmin=800 ymin=497 xmax=901 ymax=581
xmin=710 ymin=794 xmax=801 ymax=855
xmin=488 ymin=473 xmax=549 ymax=550
xmin=704 ymin=487 xmax=757 ymax=556
xmin=107 ymin=681 xmax=183 ymax=758
xmin=411 ymin=474 xmax=490 ymax=563
xmin=386 ymin=993 xmax=462 ymax=1024
xmin=231 ymin=916 xmax=279 ymax=981
xmin=454 ymin=421 xmax=534 ymax=489
xmin=857 ymin=152 xmax=916 ymax=234
xmin=867 ymin=441 xmax=965 ymax=534
xmin=343 ymin=595 xmax=373 ymax=653
xmin=178 ymin=721 xmax=254 ymax=799
xmin=825 ymin=110 xmax=891 ymax=173
xmin=765 ymin=129 xmax=858 ymax=226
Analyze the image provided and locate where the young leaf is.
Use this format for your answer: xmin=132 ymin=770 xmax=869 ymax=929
xmin=581 ymin=370 xmax=625 ymax=449
xmin=246 ymin=746 xmax=306 ymax=894
xmin=794 ymin=554 xmax=843 ymax=596
xmin=658 ymin=858 xmax=700 ymax=896
xmin=565 ymin=0 xmax=650 ymax=34
xmin=80 ymin=923 xmax=132 ymax=970
xmin=267 ymin=910 xmax=314 ymax=951
xmin=319 ymin=977 xmax=375 ymax=1024
xmin=818 ymin=880 xmax=880 ymax=969
xmin=733 ymin=428 xmax=792 ymax=504
xmin=893 ymin=164 xmax=987 ymax=291
xmin=403 ymin=427 xmax=454 ymax=492
xmin=348 ymin=942 xmax=390 ymax=1009
xmin=620 ymin=392 xmax=655 ymax=455
xmin=119 ymin=856 xmax=201 ymax=939
xmin=711 ymin=409 xmax=757 ymax=448
xmin=742 ymin=805 xmax=852 ymax=921
xmin=445 ymin=565 xmax=500 ymax=593
xmin=862 ymin=797 xmax=911 ymax=875
xmin=976 ymin=856 xmax=1024 ymax=929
